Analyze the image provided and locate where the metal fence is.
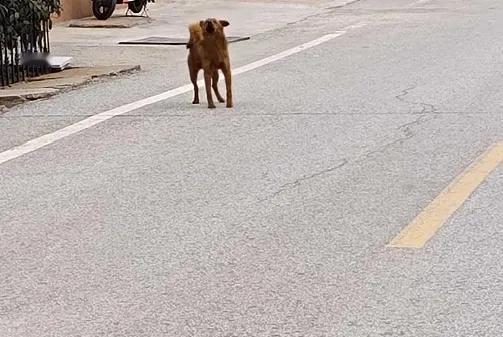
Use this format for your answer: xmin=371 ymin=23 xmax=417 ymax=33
xmin=1 ymin=17 xmax=52 ymax=87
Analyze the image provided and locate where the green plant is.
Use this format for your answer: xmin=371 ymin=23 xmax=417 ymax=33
xmin=0 ymin=0 xmax=61 ymax=43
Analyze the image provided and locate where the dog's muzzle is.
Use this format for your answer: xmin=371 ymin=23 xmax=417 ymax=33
xmin=205 ymin=22 xmax=215 ymax=33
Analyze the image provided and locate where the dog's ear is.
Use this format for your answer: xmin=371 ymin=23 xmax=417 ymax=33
xmin=199 ymin=20 xmax=204 ymax=28
xmin=219 ymin=20 xmax=230 ymax=27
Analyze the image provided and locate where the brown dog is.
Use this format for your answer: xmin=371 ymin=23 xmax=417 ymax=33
xmin=187 ymin=18 xmax=233 ymax=109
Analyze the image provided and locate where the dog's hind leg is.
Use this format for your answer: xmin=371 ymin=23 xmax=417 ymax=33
xmin=222 ymin=65 xmax=233 ymax=108
xmin=189 ymin=63 xmax=199 ymax=104
xmin=204 ymin=70 xmax=216 ymax=109
xmin=212 ymin=70 xmax=225 ymax=103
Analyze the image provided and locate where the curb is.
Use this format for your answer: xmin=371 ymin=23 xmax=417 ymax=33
xmin=0 ymin=65 xmax=141 ymax=110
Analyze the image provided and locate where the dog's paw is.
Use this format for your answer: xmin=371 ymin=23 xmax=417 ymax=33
xmin=226 ymin=103 xmax=233 ymax=108
xmin=208 ymin=104 xmax=217 ymax=109
xmin=192 ymin=100 xmax=200 ymax=104
xmin=217 ymin=97 xmax=225 ymax=103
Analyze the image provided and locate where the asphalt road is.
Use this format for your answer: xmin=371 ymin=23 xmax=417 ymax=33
xmin=1 ymin=0 xmax=503 ymax=336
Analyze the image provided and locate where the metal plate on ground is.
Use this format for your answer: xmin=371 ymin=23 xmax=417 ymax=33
xmin=118 ymin=36 xmax=250 ymax=45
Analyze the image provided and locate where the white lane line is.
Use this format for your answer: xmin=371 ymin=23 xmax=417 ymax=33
xmin=0 ymin=24 xmax=365 ymax=166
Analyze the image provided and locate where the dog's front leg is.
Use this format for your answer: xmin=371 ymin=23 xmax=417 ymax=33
xmin=189 ymin=65 xmax=199 ymax=104
xmin=222 ymin=65 xmax=233 ymax=108
xmin=204 ymin=70 xmax=216 ymax=109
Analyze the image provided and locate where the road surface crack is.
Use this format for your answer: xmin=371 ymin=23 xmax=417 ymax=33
xmin=357 ymin=113 xmax=431 ymax=162
xmin=327 ymin=0 xmax=362 ymax=10
xmin=259 ymin=159 xmax=348 ymax=202
xmin=286 ymin=0 xmax=362 ymax=27
xmin=395 ymin=84 xmax=417 ymax=102
xmin=259 ymin=88 xmax=437 ymax=202
xmin=395 ymin=84 xmax=437 ymax=114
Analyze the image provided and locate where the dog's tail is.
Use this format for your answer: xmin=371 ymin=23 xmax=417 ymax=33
xmin=187 ymin=23 xmax=203 ymax=49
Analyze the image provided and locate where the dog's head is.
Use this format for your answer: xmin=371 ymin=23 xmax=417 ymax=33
xmin=199 ymin=18 xmax=229 ymax=35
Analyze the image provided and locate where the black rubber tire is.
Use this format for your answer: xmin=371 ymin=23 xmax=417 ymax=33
xmin=128 ymin=0 xmax=147 ymax=14
xmin=92 ymin=0 xmax=117 ymax=20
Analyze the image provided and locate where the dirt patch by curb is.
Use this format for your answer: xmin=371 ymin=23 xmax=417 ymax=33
xmin=69 ymin=16 xmax=153 ymax=28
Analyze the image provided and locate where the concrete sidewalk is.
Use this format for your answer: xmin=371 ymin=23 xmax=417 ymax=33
xmin=56 ymin=0 xmax=358 ymax=41
xmin=51 ymin=0 xmax=359 ymax=67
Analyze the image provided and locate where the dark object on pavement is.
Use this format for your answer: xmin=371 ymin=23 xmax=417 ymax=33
xmin=118 ymin=36 xmax=250 ymax=45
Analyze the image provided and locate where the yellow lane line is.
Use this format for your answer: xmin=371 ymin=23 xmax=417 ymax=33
xmin=388 ymin=142 xmax=503 ymax=249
